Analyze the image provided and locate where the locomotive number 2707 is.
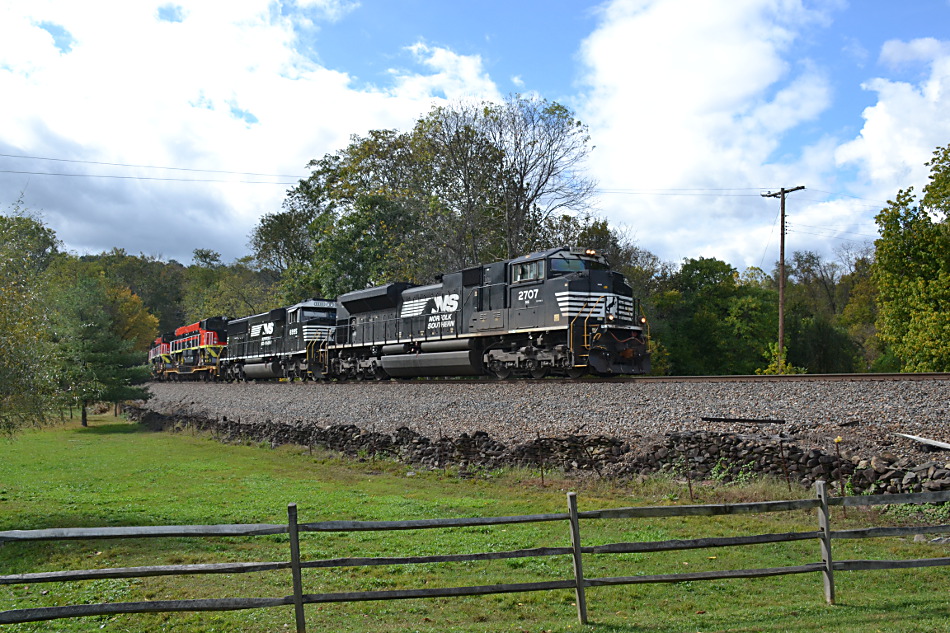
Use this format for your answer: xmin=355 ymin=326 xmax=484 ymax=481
xmin=517 ymin=288 xmax=539 ymax=302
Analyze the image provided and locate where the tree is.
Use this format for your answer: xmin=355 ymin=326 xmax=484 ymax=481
xmin=105 ymin=285 xmax=160 ymax=353
xmin=649 ymin=257 xmax=784 ymax=375
xmin=275 ymin=95 xmax=599 ymax=297
xmin=53 ymin=274 xmax=151 ymax=426
xmin=481 ymin=95 xmax=597 ymax=257
xmin=788 ymin=251 xmax=843 ymax=318
xmin=0 ymin=206 xmax=60 ymax=433
xmin=414 ymin=103 xmax=509 ymax=267
xmin=249 ymin=206 xmax=320 ymax=276
xmin=781 ymin=249 xmax=864 ymax=373
xmin=182 ymin=250 xmax=277 ymax=322
xmin=45 ymin=256 xmax=161 ymax=352
xmin=873 ymin=144 xmax=950 ymax=372
xmin=82 ymin=248 xmax=186 ymax=335
xmin=304 ymin=195 xmax=422 ymax=297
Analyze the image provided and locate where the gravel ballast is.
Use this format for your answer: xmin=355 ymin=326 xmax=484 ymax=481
xmin=144 ymin=378 xmax=949 ymax=460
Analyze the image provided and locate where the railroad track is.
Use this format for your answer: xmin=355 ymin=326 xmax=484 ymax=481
xmin=154 ymin=372 xmax=950 ymax=386
xmin=332 ymin=372 xmax=950 ymax=384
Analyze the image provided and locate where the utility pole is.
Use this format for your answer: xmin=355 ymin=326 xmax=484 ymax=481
xmin=762 ymin=185 xmax=805 ymax=368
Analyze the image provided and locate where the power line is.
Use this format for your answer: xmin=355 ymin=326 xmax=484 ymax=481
xmin=759 ymin=206 xmax=782 ymax=269
xmin=597 ymin=188 xmax=768 ymax=197
xmin=0 ymin=169 xmax=297 ymax=185
xmin=0 ymin=152 xmax=303 ymax=179
xmin=789 ymin=223 xmax=878 ymax=239
xmin=788 ymin=228 xmax=878 ymax=241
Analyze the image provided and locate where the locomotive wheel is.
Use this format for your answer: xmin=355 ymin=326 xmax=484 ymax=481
xmin=529 ymin=366 xmax=549 ymax=379
xmin=491 ymin=366 xmax=512 ymax=380
xmin=565 ymin=367 xmax=587 ymax=379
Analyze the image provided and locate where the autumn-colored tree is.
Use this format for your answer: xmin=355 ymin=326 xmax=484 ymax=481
xmin=105 ymin=285 xmax=160 ymax=352
xmin=81 ymin=248 xmax=186 ymax=335
xmin=44 ymin=256 xmax=160 ymax=351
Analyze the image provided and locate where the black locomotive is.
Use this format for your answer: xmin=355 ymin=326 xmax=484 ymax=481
xmin=150 ymin=247 xmax=650 ymax=380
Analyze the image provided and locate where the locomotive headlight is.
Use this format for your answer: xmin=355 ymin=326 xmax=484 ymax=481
xmin=585 ymin=248 xmax=597 ymax=256
xmin=639 ymin=316 xmax=648 ymax=325
xmin=607 ymin=313 xmax=616 ymax=322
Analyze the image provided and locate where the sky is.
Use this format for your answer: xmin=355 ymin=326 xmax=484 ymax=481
xmin=2 ymin=0 xmax=950 ymax=272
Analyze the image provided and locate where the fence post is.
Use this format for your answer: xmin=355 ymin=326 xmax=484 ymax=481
xmin=815 ymin=481 xmax=835 ymax=605
xmin=566 ymin=492 xmax=589 ymax=624
xmin=287 ymin=503 xmax=307 ymax=633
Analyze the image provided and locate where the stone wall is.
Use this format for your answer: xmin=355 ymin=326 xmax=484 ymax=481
xmin=125 ymin=406 xmax=950 ymax=494
xmin=612 ymin=431 xmax=950 ymax=494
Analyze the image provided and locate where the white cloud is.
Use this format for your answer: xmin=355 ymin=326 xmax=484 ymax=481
xmin=294 ymin=0 xmax=361 ymax=23
xmin=393 ymin=42 xmax=502 ymax=101
xmin=836 ymin=38 xmax=950 ymax=193
xmin=879 ymin=37 xmax=950 ymax=68
xmin=578 ymin=0 xmax=838 ymax=267
xmin=0 ymin=0 xmax=496 ymax=261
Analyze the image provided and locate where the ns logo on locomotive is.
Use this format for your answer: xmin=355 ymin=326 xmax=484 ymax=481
xmin=149 ymin=247 xmax=650 ymax=381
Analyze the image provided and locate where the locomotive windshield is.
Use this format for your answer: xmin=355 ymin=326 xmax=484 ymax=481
xmin=300 ymin=309 xmax=335 ymax=322
xmin=549 ymin=255 xmax=609 ymax=275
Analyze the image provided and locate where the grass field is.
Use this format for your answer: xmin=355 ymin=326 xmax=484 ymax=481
xmin=1 ymin=413 xmax=948 ymax=632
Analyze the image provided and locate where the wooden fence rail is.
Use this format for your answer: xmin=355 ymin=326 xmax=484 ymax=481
xmin=1 ymin=484 xmax=949 ymax=630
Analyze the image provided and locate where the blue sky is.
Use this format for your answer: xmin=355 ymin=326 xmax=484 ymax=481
xmin=2 ymin=0 xmax=949 ymax=272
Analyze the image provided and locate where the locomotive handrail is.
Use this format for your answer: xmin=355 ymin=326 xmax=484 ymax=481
xmin=568 ymin=295 xmax=607 ymax=367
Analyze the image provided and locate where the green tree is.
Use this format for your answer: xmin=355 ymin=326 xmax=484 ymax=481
xmin=651 ymin=258 xmax=779 ymax=375
xmin=182 ymin=250 xmax=277 ymax=322
xmin=250 ymin=207 xmax=317 ymax=275
xmin=53 ymin=276 xmax=151 ymax=426
xmin=873 ymin=144 xmax=950 ymax=371
xmin=276 ymin=95 xmax=598 ymax=296
xmin=0 ymin=207 xmax=59 ymax=432
xmin=788 ymin=251 xmax=843 ymax=319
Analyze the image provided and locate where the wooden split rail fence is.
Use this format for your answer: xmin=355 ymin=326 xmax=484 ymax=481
xmin=2 ymin=483 xmax=949 ymax=630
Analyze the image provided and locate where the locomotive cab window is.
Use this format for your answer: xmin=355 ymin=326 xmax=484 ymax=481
xmin=549 ymin=255 xmax=609 ymax=277
xmin=512 ymin=260 xmax=544 ymax=284
xmin=300 ymin=309 xmax=334 ymax=323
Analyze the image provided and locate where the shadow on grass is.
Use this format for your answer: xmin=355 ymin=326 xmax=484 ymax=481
xmin=77 ymin=423 xmax=146 ymax=435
